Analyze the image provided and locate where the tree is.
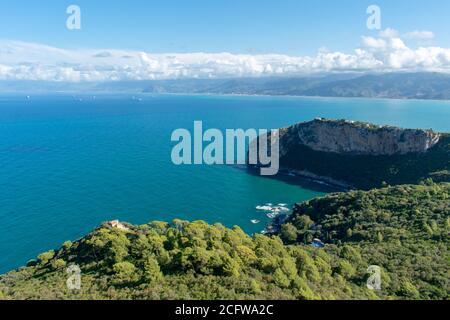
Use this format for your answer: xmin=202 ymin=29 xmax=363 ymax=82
xmin=273 ymin=268 xmax=290 ymax=288
xmin=281 ymin=223 xmax=298 ymax=243
xmin=399 ymin=280 xmax=420 ymax=299
xmin=292 ymin=277 xmax=316 ymax=300
xmin=236 ymin=245 xmax=257 ymax=265
xmin=423 ymin=223 xmax=434 ymax=236
xmin=250 ymin=279 xmax=262 ymax=294
xmin=377 ymin=232 xmax=384 ymax=242
xmin=222 ymin=256 xmax=240 ymax=277
xmin=346 ymin=228 xmax=353 ymax=238
xmin=38 ymin=250 xmax=55 ymax=265
xmin=290 ymin=248 xmax=321 ymax=282
xmin=430 ymin=220 xmax=439 ymax=233
xmin=340 ymin=246 xmax=362 ymax=264
xmin=51 ymin=259 xmax=67 ymax=270
xmin=113 ymin=261 xmax=137 ymax=284
xmin=293 ymin=215 xmax=314 ymax=232
xmin=109 ymin=233 xmax=131 ymax=264
xmin=143 ymin=256 xmax=163 ymax=283
xmin=337 ymin=260 xmax=356 ymax=279
xmin=62 ymin=241 xmax=72 ymax=250
xmin=280 ymin=257 xmax=298 ymax=281
xmin=191 ymin=246 xmax=212 ymax=274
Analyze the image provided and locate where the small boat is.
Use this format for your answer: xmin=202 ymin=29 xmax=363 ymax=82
xmin=251 ymin=219 xmax=260 ymax=224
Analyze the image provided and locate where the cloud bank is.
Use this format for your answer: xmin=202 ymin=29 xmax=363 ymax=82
xmin=0 ymin=29 xmax=449 ymax=82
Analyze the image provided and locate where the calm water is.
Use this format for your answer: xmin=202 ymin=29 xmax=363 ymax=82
xmin=1 ymin=93 xmax=449 ymax=273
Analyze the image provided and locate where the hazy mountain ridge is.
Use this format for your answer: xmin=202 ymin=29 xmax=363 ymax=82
xmin=2 ymin=73 xmax=450 ymax=100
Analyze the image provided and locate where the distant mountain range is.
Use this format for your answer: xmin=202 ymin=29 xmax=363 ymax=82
xmin=2 ymin=72 xmax=450 ymax=100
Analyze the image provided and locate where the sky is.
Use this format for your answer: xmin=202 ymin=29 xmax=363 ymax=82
xmin=1 ymin=0 xmax=450 ymax=81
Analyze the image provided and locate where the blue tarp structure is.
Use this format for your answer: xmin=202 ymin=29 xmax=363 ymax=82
xmin=311 ymin=238 xmax=325 ymax=248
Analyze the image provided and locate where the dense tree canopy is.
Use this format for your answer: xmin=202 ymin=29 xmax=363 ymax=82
xmin=0 ymin=183 xmax=448 ymax=300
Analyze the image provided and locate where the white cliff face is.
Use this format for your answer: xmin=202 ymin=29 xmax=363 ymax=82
xmin=279 ymin=119 xmax=440 ymax=156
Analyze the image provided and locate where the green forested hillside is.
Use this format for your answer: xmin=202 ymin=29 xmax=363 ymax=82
xmin=284 ymin=182 xmax=449 ymax=243
xmin=280 ymin=182 xmax=449 ymax=299
xmin=0 ymin=183 xmax=448 ymax=300
xmin=0 ymin=220 xmax=376 ymax=300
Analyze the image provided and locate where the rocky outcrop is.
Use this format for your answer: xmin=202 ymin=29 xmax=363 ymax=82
xmin=249 ymin=119 xmax=450 ymax=190
xmin=279 ymin=118 xmax=440 ymax=156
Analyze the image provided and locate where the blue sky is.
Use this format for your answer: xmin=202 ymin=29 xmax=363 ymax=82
xmin=1 ymin=0 xmax=450 ymax=81
xmin=0 ymin=0 xmax=448 ymax=54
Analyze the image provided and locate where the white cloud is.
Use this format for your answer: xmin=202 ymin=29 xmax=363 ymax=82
xmin=0 ymin=32 xmax=449 ymax=82
xmin=404 ymin=30 xmax=435 ymax=40
xmin=361 ymin=36 xmax=387 ymax=50
xmin=92 ymin=51 xmax=113 ymax=58
xmin=379 ymin=28 xmax=399 ymax=39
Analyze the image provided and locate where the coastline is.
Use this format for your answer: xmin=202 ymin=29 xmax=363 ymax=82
xmin=279 ymin=167 xmax=352 ymax=191
xmin=3 ymin=89 xmax=450 ymax=103
xmin=246 ymin=164 xmax=351 ymax=192
xmin=147 ymin=91 xmax=450 ymax=103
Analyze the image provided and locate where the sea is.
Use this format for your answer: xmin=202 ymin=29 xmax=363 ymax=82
xmin=1 ymin=93 xmax=449 ymax=273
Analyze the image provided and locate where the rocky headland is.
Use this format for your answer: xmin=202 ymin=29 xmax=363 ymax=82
xmin=278 ymin=118 xmax=440 ymax=156
xmin=251 ymin=119 xmax=449 ymax=190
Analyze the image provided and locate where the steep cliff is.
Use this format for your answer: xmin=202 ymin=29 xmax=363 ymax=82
xmin=279 ymin=119 xmax=440 ymax=156
xmin=259 ymin=119 xmax=449 ymax=190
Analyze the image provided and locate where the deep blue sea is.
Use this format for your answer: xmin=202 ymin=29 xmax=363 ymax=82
xmin=1 ymin=93 xmax=449 ymax=273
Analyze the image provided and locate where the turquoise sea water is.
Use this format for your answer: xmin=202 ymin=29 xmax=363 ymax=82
xmin=1 ymin=93 xmax=449 ymax=273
